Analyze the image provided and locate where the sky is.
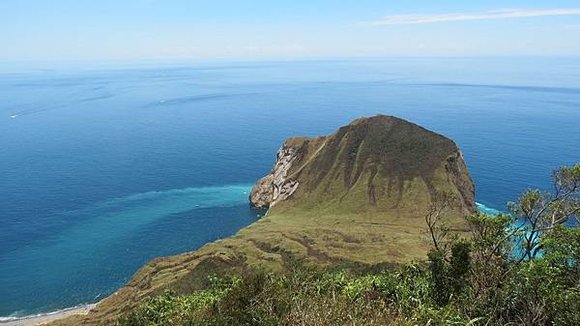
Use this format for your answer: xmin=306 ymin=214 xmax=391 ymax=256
xmin=1 ymin=0 xmax=580 ymax=61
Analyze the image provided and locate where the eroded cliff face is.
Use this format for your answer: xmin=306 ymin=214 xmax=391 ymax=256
xmin=250 ymin=145 xmax=300 ymax=208
xmin=444 ymin=150 xmax=476 ymax=216
xmin=52 ymin=115 xmax=477 ymax=325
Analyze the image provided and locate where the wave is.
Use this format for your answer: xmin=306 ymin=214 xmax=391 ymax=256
xmin=151 ymin=92 xmax=260 ymax=107
xmin=8 ymin=93 xmax=114 ymax=118
xmin=476 ymin=202 xmax=502 ymax=215
xmin=6 ymin=87 xmax=114 ymax=118
xmin=0 ymin=303 xmax=96 ymax=324
xmin=79 ymin=94 xmax=115 ymax=102
xmin=410 ymin=82 xmax=580 ymax=95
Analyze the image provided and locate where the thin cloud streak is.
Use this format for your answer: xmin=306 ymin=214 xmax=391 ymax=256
xmin=369 ymin=8 xmax=580 ymax=26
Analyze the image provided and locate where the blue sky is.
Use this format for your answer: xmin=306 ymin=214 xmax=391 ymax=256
xmin=1 ymin=0 xmax=580 ymax=61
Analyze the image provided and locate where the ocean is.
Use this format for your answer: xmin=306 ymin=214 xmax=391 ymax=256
xmin=1 ymin=57 xmax=579 ymax=319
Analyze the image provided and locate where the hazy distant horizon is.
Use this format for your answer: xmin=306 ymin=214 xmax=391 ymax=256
xmin=2 ymin=54 xmax=580 ymax=72
xmin=2 ymin=1 xmax=580 ymax=61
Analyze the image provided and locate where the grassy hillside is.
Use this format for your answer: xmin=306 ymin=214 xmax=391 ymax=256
xmin=52 ymin=116 xmax=477 ymax=325
xmin=115 ymin=219 xmax=580 ymax=325
xmin=117 ymin=209 xmax=580 ymax=325
xmin=253 ymin=115 xmax=475 ymax=216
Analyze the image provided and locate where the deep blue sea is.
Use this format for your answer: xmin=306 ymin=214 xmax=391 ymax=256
xmin=1 ymin=58 xmax=579 ymax=319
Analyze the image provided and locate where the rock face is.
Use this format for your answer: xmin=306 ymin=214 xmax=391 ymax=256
xmin=250 ymin=145 xmax=300 ymax=208
xmin=52 ymin=115 xmax=477 ymax=325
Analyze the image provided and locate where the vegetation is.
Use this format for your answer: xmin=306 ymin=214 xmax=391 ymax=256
xmin=115 ymin=164 xmax=579 ymax=325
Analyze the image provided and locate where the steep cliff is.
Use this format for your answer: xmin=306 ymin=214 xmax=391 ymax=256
xmin=52 ymin=115 xmax=476 ymax=325
xmin=249 ymin=143 xmax=302 ymax=208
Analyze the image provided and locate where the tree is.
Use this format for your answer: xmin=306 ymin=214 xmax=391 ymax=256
xmin=424 ymin=191 xmax=472 ymax=306
xmin=505 ymin=164 xmax=580 ymax=262
xmin=424 ymin=191 xmax=457 ymax=251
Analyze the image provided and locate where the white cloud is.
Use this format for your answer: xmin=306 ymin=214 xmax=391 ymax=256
xmin=369 ymin=8 xmax=580 ymax=26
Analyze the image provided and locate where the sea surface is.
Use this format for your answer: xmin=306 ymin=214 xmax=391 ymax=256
xmin=1 ymin=58 xmax=579 ymax=319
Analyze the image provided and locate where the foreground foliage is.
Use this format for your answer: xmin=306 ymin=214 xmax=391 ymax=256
xmin=116 ymin=164 xmax=579 ymax=325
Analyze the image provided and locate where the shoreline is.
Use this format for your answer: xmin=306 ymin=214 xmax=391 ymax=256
xmin=0 ymin=303 xmax=97 ymax=326
xmin=0 ymin=201 xmax=498 ymax=326
xmin=0 ymin=201 xmax=498 ymax=325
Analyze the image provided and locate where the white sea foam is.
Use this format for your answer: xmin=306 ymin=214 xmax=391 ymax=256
xmin=476 ymin=202 xmax=502 ymax=215
xmin=0 ymin=303 xmax=96 ymax=325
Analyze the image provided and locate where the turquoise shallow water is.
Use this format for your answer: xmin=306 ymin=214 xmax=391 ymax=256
xmin=0 ymin=184 xmax=258 ymax=318
xmin=0 ymin=58 xmax=579 ymax=318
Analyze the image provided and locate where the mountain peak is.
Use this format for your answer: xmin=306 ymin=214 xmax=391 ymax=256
xmin=251 ymin=115 xmax=475 ymax=216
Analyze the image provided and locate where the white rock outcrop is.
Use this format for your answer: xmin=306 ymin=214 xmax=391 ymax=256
xmin=249 ymin=145 xmax=300 ymax=208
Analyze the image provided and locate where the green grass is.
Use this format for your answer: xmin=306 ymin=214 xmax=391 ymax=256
xmin=114 ymin=224 xmax=580 ymax=326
